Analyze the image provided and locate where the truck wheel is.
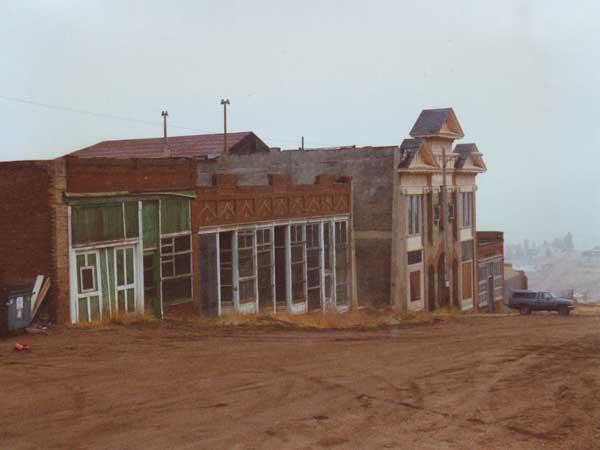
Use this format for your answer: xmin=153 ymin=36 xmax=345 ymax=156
xmin=559 ymin=306 xmax=570 ymax=316
xmin=520 ymin=306 xmax=531 ymax=315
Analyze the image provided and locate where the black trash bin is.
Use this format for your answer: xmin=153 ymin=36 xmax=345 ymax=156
xmin=0 ymin=283 xmax=33 ymax=335
xmin=0 ymin=287 xmax=8 ymax=337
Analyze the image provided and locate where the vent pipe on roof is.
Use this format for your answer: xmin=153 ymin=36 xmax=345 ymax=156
xmin=220 ymin=99 xmax=230 ymax=155
xmin=161 ymin=110 xmax=169 ymax=144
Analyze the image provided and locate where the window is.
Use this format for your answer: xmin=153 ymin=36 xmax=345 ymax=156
xmin=161 ymin=233 xmax=192 ymax=303
xmin=80 ymin=266 xmax=96 ymax=293
xmin=448 ymin=203 xmax=456 ymax=221
xmin=407 ymin=250 xmax=422 ymax=265
xmin=494 ymin=261 xmax=503 ymax=276
xmin=461 ymin=240 xmax=474 ymax=262
xmin=408 ymin=195 xmax=421 ymax=236
xmin=462 ymin=192 xmax=473 ymax=228
xmin=409 ymin=270 xmax=421 ymax=302
xmin=290 ymin=224 xmax=306 ymax=304
xmin=237 ymin=230 xmax=256 ymax=305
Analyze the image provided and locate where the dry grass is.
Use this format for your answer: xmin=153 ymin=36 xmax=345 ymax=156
xmin=204 ymin=307 xmax=445 ymax=330
xmin=65 ymin=306 xmax=468 ymax=332
xmin=65 ymin=312 xmax=158 ymax=330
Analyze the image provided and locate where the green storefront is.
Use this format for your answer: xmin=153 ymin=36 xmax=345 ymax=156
xmin=67 ymin=193 xmax=194 ymax=323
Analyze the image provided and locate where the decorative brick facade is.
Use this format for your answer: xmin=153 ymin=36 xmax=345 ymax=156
xmin=193 ymin=174 xmax=352 ymax=228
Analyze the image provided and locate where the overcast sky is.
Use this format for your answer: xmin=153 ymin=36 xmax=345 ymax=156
xmin=3 ymin=0 xmax=600 ymax=248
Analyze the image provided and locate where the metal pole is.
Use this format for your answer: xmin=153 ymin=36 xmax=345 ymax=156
xmin=161 ymin=110 xmax=168 ymax=144
xmin=441 ymin=146 xmax=450 ymax=307
xmin=220 ymin=99 xmax=230 ymax=154
xmin=301 ymin=136 xmax=305 ymax=151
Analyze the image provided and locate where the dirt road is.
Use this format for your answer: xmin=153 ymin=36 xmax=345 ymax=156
xmin=2 ymin=314 xmax=600 ymax=449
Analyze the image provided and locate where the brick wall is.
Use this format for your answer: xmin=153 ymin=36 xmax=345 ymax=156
xmin=0 ymin=161 xmax=54 ymax=285
xmin=193 ymin=173 xmax=352 ymax=228
xmin=0 ymin=159 xmax=72 ymax=322
xmin=49 ymin=159 xmax=70 ymax=322
xmin=66 ymin=157 xmax=196 ymax=193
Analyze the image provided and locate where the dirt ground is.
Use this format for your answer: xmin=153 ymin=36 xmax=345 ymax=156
xmin=2 ymin=312 xmax=600 ymax=450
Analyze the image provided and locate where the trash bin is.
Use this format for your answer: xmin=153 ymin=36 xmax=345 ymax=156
xmin=0 ymin=289 xmax=8 ymax=337
xmin=0 ymin=283 xmax=33 ymax=335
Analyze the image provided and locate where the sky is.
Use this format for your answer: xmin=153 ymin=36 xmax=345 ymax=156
xmin=2 ymin=0 xmax=600 ymax=248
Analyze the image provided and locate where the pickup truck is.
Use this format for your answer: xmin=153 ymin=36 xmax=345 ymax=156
xmin=508 ymin=290 xmax=575 ymax=316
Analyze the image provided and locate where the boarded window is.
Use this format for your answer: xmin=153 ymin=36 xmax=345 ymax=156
xmin=461 ymin=240 xmax=474 ymax=262
xmin=407 ymin=250 xmax=422 ymax=265
xmin=73 ymin=204 xmax=124 ymax=244
xmin=409 ymin=270 xmax=421 ymax=302
xmin=124 ymin=202 xmax=139 ymax=238
xmin=160 ymin=198 xmax=190 ymax=234
xmin=142 ymin=201 xmax=159 ymax=249
xmin=463 ymin=261 xmax=473 ymax=300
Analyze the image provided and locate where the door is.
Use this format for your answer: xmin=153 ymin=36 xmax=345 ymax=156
xmin=115 ymin=246 xmax=137 ymax=315
xmin=237 ymin=230 xmax=257 ymax=312
xmin=306 ymin=223 xmax=322 ymax=311
xmin=428 ymin=266 xmax=436 ymax=311
xmin=76 ymin=251 xmax=102 ymax=322
xmin=323 ymin=223 xmax=334 ymax=309
xmin=143 ymin=251 xmax=161 ymax=318
xmin=487 ymin=276 xmax=495 ymax=312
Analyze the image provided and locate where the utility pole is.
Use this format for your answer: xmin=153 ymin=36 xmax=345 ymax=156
xmin=161 ymin=110 xmax=169 ymax=144
xmin=220 ymin=99 xmax=230 ymax=154
xmin=301 ymin=136 xmax=305 ymax=151
xmin=441 ymin=146 xmax=450 ymax=307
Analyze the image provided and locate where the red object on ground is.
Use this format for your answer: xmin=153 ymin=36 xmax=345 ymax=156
xmin=14 ymin=342 xmax=31 ymax=351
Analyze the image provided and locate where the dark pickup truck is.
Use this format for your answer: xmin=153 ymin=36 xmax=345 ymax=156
xmin=508 ymin=290 xmax=575 ymax=316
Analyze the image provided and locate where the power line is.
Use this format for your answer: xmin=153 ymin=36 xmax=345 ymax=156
xmin=0 ymin=94 xmax=338 ymax=148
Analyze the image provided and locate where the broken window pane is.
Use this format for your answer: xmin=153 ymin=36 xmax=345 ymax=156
xmin=80 ymin=267 xmax=96 ymax=292
xmin=175 ymin=253 xmax=191 ymax=275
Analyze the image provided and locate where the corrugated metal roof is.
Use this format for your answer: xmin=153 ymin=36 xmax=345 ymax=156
xmin=70 ymin=131 xmax=257 ymax=159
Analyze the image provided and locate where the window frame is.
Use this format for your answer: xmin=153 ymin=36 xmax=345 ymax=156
xmin=462 ymin=192 xmax=473 ymax=228
xmin=79 ymin=265 xmax=97 ymax=294
xmin=408 ymin=194 xmax=422 ymax=236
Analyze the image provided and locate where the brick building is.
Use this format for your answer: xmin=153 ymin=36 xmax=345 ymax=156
xmin=0 ymin=146 xmax=352 ymax=323
xmin=0 ymin=107 xmax=504 ymax=323
xmin=476 ymin=231 xmax=505 ymax=311
xmin=192 ymin=108 xmax=495 ymax=312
